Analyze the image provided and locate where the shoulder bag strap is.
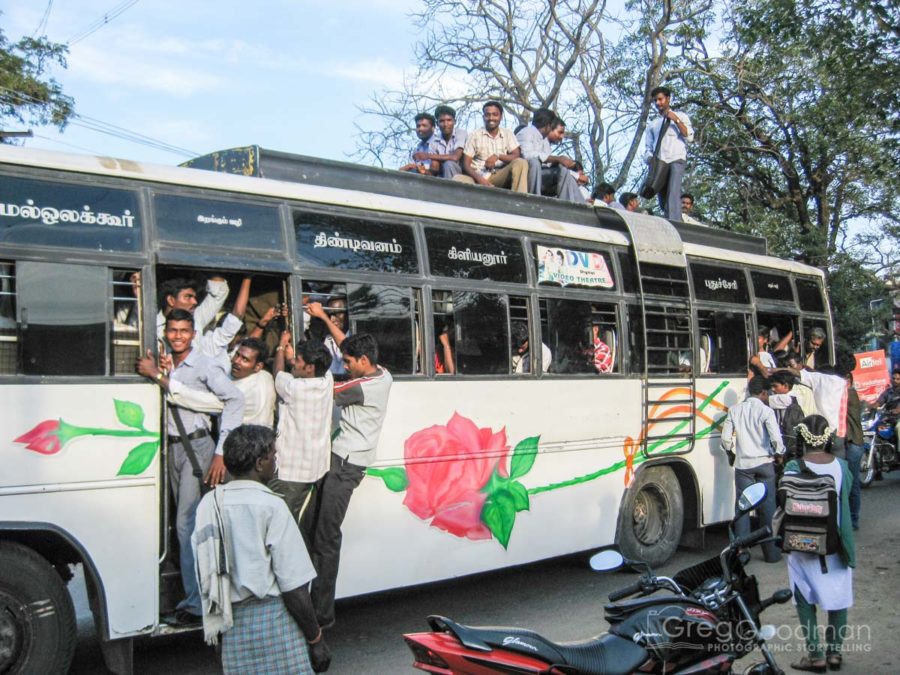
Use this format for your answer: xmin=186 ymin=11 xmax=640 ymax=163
xmin=170 ymin=406 xmax=208 ymax=494
xmin=653 ymin=117 xmax=671 ymax=159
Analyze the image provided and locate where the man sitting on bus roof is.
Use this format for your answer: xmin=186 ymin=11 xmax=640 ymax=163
xmin=426 ymin=105 xmax=467 ymax=179
xmin=515 ymin=109 xmax=583 ymax=203
xmin=454 ymin=101 xmax=529 ymax=193
xmin=619 ymin=192 xmax=639 ymax=212
xmin=399 ymin=113 xmax=437 ymax=176
xmin=591 ymin=182 xmax=619 ymax=209
xmin=137 ymin=309 xmax=245 ymax=627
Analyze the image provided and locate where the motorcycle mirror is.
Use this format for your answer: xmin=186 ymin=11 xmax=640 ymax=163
xmin=758 ymin=624 xmax=777 ymax=641
xmin=589 ymin=550 xmax=625 ymax=572
xmin=736 ymin=483 xmax=766 ymax=514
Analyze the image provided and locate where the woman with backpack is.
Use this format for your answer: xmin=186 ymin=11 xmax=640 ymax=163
xmin=781 ymin=414 xmax=856 ymax=672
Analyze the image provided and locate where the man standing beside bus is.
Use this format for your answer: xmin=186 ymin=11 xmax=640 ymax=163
xmin=137 ymin=309 xmax=245 ymax=627
xmin=301 ymin=334 xmax=392 ymax=629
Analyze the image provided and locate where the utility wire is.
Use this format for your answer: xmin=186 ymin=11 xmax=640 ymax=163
xmin=31 ymin=0 xmax=55 ymax=39
xmin=0 ymin=86 xmax=199 ymax=159
xmin=67 ymin=0 xmax=139 ymax=46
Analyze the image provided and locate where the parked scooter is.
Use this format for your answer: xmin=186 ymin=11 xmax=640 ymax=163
xmin=403 ymin=484 xmax=790 ymax=675
xmin=860 ymin=406 xmax=899 ymax=487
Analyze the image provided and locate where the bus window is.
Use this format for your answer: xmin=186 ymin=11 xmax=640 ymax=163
xmin=17 ymin=261 xmax=107 ymax=376
xmin=756 ymin=312 xmax=798 ymax=362
xmin=626 ymin=304 xmax=645 ymax=374
xmin=509 ymin=296 xmax=540 ymax=374
xmin=539 ymin=299 xmax=618 ymax=375
xmin=436 ymin=291 xmax=508 ymax=375
xmin=303 ymin=281 xmax=416 ymax=375
xmin=112 ymin=270 xmax=142 ymax=375
xmin=0 ymin=262 xmax=16 ymax=375
xmin=752 ymin=271 xmax=794 ymax=303
xmin=801 ymin=318 xmax=829 ymax=369
xmin=795 ymin=278 xmax=825 ymax=313
xmin=426 ymin=228 xmax=527 ymax=283
xmin=697 ymin=310 xmax=749 ymax=374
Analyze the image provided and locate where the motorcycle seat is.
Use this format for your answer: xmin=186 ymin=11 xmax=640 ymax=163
xmin=426 ymin=615 xmax=649 ymax=675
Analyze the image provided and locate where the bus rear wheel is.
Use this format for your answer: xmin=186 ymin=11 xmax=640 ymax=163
xmin=0 ymin=542 xmax=76 ymax=675
xmin=618 ymin=465 xmax=684 ymax=567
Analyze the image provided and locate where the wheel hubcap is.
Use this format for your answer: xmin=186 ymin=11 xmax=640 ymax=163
xmin=0 ymin=589 xmax=28 ymax=673
xmin=633 ymin=484 xmax=670 ymax=546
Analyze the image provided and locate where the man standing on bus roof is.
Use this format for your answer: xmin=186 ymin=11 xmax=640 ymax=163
xmin=137 ymin=308 xmax=245 ymax=627
xmin=399 ymin=113 xmax=437 ymax=176
xmin=644 ymin=86 xmax=693 ymax=221
xmin=426 ymin=105 xmax=467 ymax=179
xmin=301 ymin=334 xmax=392 ymax=629
xmin=455 ymin=101 xmax=529 ymax=193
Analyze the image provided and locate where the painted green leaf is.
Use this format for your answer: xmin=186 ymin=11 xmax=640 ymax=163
xmin=368 ymin=467 xmax=409 ymax=492
xmin=114 ymin=400 xmax=145 ymax=430
xmin=509 ymin=436 xmax=540 ymax=479
xmin=482 ymin=492 xmax=516 ymax=549
xmin=507 ymin=481 xmax=530 ymax=512
xmin=117 ymin=441 xmax=160 ymax=476
xmin=482 ymin=467 xmax=508 ymax=495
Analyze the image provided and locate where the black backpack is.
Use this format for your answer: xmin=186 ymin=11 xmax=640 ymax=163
xmin=773 ymin=460 xmax=841 ymax=571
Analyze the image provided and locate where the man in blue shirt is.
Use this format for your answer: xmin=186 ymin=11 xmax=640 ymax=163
xmin=399 ymin=113 xmax=437 ymax=175
xmin=137 ymin=308 xmax=245 ymax=625
xmin=423 ymin=105 xmax=467 ymax=179
xmin=515 ymin=109 xmax=582 ymax=202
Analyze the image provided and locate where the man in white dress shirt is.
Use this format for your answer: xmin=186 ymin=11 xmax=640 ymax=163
xmin=644 ymin=86 xmax=694 ymax=221
xmin=515 ymin=108 xmax=583 ymax=202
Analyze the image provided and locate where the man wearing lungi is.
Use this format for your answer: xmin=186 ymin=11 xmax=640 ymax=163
xmin=193 ymin=425 xmax=332 ymax=673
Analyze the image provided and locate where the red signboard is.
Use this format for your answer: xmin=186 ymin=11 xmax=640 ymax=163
xmin=853 ymin=350 xmax=891 ymax=405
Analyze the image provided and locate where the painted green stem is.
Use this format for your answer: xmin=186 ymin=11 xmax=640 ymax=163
xmin=527 ymin=383 xmax=729 ymax=496
xmin=67 ymin=425 xmax=157 ymax=439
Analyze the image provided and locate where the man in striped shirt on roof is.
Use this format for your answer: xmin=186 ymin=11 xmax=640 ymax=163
xmin=268 ymin=333 xmax=334 ymax=527
xmin=301 ymin=333 xmax=393 ymax=629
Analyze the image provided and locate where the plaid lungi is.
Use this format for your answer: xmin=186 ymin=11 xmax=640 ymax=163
xmin=221 ymin=596 xmax=313 ymax=674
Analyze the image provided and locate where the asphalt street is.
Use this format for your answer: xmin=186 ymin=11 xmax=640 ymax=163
xmin=69 ymin=472 xmax=900 ymax=674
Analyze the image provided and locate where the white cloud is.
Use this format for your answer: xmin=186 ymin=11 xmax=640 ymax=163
xmin=326 ymin=59 xmax=408 ymax=89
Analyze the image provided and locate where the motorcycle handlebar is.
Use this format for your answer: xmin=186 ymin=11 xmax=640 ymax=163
xmin=732 ymin=525 xmax=772 ymax=550
xmin=608 ymin=580 xmax=644 ymax=602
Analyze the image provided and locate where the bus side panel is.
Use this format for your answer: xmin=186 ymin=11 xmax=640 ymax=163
xmin=337 ymin=378 xmax=626 ymax=596
xmin=0 ymin=383 xmax=161 ymax=637
xmin=694 ymin=377 xmax=748 ymax=527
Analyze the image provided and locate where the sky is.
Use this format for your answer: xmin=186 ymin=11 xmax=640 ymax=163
xmin=2 ymin=0 xmax=422 ymax=167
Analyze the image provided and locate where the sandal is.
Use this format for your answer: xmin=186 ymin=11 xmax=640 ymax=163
xmin=826 ymin=653 xmax=842 ymax=671
xmin=791 ymin=657 xmax=826 ymax=673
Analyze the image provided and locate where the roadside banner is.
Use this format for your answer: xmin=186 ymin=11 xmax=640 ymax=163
xmin=853 ymin=350 xmax=891 ymax=405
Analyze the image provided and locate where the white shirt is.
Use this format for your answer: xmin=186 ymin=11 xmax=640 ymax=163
xmin=644 ymin=111 xmax=694 ymax=163
xmin=167 ymin=369 xmax=276 ymax=428
xmin=799 ymin=370 xmax=848 ymax=435
xmin=194 ymin=481 xmax=316 ymax=603
xmin=720 ymin=396 xmax=785 ymax=468
xmin=275 ymin=371 xmax=334 ymax=483
xmin=512 ymin=343 xmax=552 ymax=374
xmin=769 ymin=383 xmax=818 ymax=417
xmin=463 ymin=127 xmax=520 ymax=175
xmin=515 ymin=125 xmax=551 ymax=162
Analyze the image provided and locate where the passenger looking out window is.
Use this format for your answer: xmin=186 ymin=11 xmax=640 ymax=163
xmin=510 ymin=322 xmax=551 ymax=374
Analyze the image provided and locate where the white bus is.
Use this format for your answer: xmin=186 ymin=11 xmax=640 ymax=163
xmin=0 ymin=144 xmax=833 ymax=674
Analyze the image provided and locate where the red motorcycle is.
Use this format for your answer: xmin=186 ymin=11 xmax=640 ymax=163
xmin=403 ymin=484 xmax=790 ymax=675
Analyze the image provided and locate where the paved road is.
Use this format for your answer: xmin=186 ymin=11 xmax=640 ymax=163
xmin=70 ymin=473 xmax=900 ymax=674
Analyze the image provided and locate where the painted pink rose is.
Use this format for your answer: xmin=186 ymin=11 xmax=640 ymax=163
xmin=403 ymin=413 xmax=509 ymax=540
xmin=14 ymin=420 xmax=63 ymax=455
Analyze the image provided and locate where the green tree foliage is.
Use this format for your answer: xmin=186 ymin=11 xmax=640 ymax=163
xmin=674 ymin=0 xmax=898 ymax=349
xmin=0 ymin=17 xmax=74 ymax=137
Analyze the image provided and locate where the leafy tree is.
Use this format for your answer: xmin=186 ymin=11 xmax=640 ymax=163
xmin=353 ymin=0 xmax=708 ymax=187
xmin=0 ymin=16 xmax=74 ymax=138
xmin=673 ymin=0 xmax=899 ymax=349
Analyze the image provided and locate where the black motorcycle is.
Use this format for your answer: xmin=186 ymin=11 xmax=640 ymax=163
xmin=405 ymin=484 xmax=791 ymax=675
xmin=860 ymin=406 xmax=899 ymax=487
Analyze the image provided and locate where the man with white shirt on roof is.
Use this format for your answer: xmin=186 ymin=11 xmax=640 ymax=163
xmin=515 ymin=109 xmax=583 ymax=203
xmin=644 ymin=86 xmax=694 ymax=220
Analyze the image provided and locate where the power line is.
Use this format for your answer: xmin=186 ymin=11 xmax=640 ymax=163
xmin=67 ymin=0 xmax=139 ymax=46
xmin=0 ymin=86 xmax=199 ymax=159
xmin=31 ymin=0 xmax=54 ymax=39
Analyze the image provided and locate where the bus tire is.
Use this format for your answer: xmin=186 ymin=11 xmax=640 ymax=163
xmin=617 ymin=465 xmax=684 ymax=567
xmin=0 ymin=541 xmax=76 ymax=675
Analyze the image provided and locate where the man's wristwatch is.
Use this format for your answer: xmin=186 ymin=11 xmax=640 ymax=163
xmin=155 ymin=372 xmax=164 ymax=382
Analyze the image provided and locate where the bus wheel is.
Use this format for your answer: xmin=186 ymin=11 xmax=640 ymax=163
xmin=0 ymin=542 xmax=76 ymax=675
xmin=618 ymin=465 xmax=684 ymax=567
